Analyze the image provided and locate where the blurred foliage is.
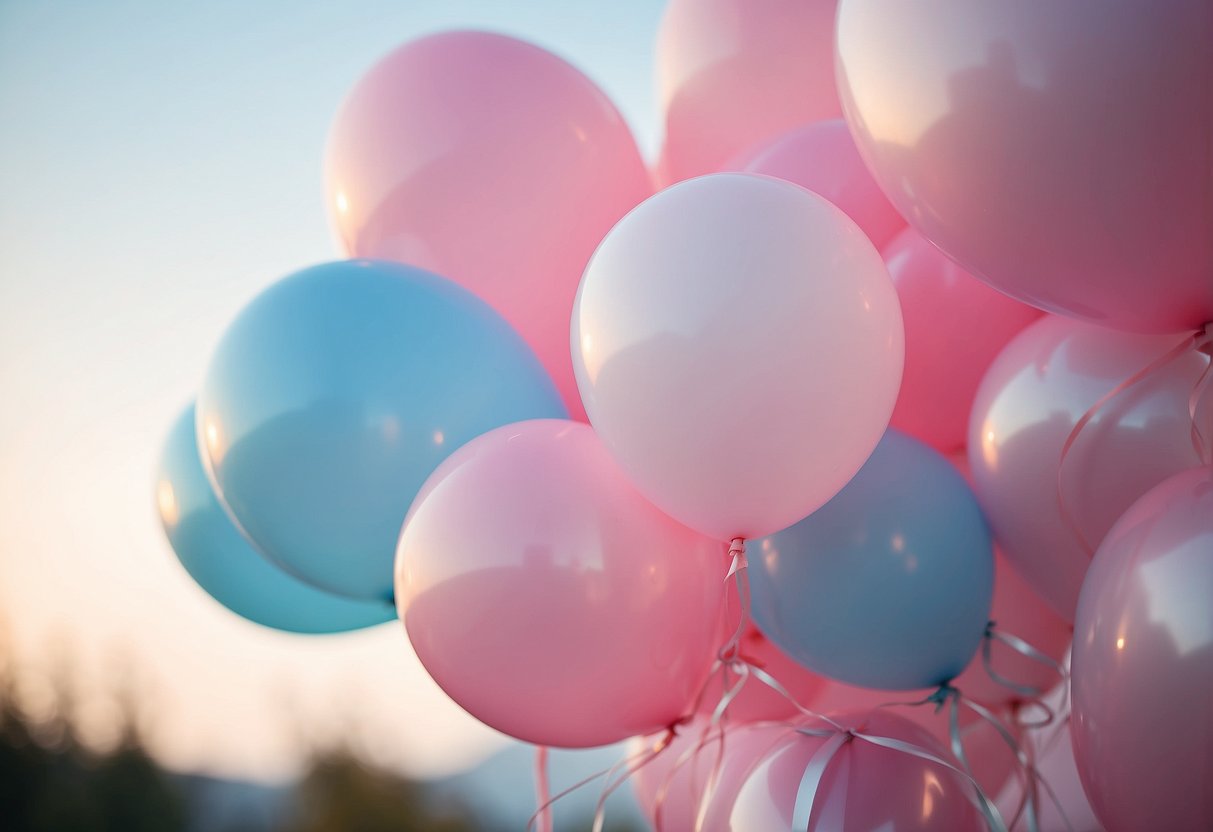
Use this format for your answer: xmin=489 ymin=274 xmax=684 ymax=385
xmin=0 ymin=628 xmax=647 ymax=832
xmin=289 ymin=751 xmax=473 ymax=832
xmin=0 ymin=627 xmax=483 ymax=832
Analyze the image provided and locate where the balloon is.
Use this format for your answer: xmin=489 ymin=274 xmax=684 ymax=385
xmin=886 ymin=228 xmax=1042 ymax=453
xmin=695 ymin=624 xmax=827 ymax=725
xmin=1071 ymin=466 xmax=1213 ymax=832
xmin=836 ymin=0 xmax=1213 ymax=333
xmin=729 ymin=710 xmax=985 ymax=831
xmin=735 ymin=120 xmax=906 ymax=250
xmin=968 ymin=315 xmax=1211 ymax=620
xmin=803 ymin=679 xmax=1024 ymax=802
xmin=198 ymin=260 xmax=566 ymax=601
xmin=396 ymin=419 xmax=724 ymax=748
xmin=325 ymin=31 xmax=651 ymax=419
xmin=573 ymin=173 xmax=904 ymax=542
xmin=656 ymin=0 xmax=841 ymax=185
xmin=156 ymin=405 xmax=394 ymax=634
xmin=629 ymin=718 xmax=792 ymax=832
xmin=750 ymin=430 xmax=993 ymax=690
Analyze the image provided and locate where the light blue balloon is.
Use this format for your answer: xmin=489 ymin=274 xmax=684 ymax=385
xmin=197 ymin=260 xmax=566 ymax=601
xmin=749 ymin=430 xmax=994 ymax=691
xmin=157 ymin=405 xmax=395 ymax=634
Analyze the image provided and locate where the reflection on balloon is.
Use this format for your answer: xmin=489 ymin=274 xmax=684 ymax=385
xmin=326 ymin=30 xmax=652 ymax=418
xmin=837 ymin=0 xmax=1213 ymax=332
xmin=1071 ymin=467 xmax=1213 ymax=832
xmin=157 ymin=405 xmax=394 ymax=634
xmin=750 ymin=430 xmax=993 ymax=690
xmin=198 ymin=260 xmax=566 ymax=601
xmin=397 ymin=420 xmax=724 ymax=748
xmin=573 ymin=173 xmax=903 ymax=541
xmin=968 ymin=315 xmax=1211 ymax=620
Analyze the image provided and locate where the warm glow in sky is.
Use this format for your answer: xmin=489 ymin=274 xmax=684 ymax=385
xmin=0 ymin=0 xmax=663 ymax=782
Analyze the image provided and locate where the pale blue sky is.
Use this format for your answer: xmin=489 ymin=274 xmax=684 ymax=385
xmin=0 ymin=0 xmax=665 ymax=780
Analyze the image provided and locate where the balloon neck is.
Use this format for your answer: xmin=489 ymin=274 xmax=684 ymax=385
xmin=1198 ymin=321 xmax=1213 ymax=356
xmin=726 ymin=537 xmax=747 ymax=576
xmin=928 ymin=683 xmax=961 ymax=713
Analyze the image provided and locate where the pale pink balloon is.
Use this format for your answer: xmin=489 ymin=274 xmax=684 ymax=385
xmin=656 ymin=0 xmax=841 ymax=185
xmin=736 ymin=120 xmax=906 ymax=250
xmin=729 ymin=710 xmax=985 ymax=831
xmin=1071 ymin=467 xmax=1213 ymax=832
xmin=325 ymin=31 xmax=652 ymax=419
xmin=695 ymin=625 xmax=827 ymax=724
xmin=803 ymin=681 xmax=1020 ymax=800
xmin=887 ymin=228 xmax=1042 ymax=453
xmin=629 ymin=718 xmax=793 ymax=832
xmin=837 ymin=0 xmax=1213 ymax=332
xmin=968 ymin=316 xmax=1212 ymax=620
xmin=573 ymin=173 xmax=904 ymax=542
xmin=396 ymin=419 xmax=724 ymax=748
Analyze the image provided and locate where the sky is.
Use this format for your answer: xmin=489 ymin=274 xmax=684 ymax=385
xmin=0 ymin=0 xmax=666 ymax=782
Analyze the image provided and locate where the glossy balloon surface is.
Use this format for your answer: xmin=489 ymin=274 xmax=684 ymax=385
xmin=199 ymin=260 xmax=566 ymax=600
xmin=157 ymin=406 xmax=394 ymax=634
xmin=397 ymin=420 xmax=725 ymax=748
xmin=573 ymin=173 xmax=903 ymax=541
xmin=837 ymin=0 xmax=1213 ymax=332
xmin=968 ymin=316 xmax=1211 ymax=620
xmin=1071 ymin=467 xmax=1213 ymax=832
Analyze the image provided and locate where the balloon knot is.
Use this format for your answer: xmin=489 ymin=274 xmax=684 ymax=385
xmin=1198 ymin=322 xmax=1213 ymax=355
xmin=726 ymin=538 xmax=747 ymax=577
xmin=928 ymin=683 xmax=960 ymax=712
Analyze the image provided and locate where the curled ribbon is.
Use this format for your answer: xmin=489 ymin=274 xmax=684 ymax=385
xmin=981 ymin=620 xmax=1069 ymax=704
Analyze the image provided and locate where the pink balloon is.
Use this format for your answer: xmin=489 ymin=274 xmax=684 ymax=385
xmin=1071 ymin=467 xmax=1213 ymax=832
xmin=803 ymin=681 xmax=1021 ymax=800
xmin=629 ymin=718 xmax=792 ymax=832
xmin=325 ymin=31 xmax=652 ymax=419
xmin=695 ymin=625 xmax=827 ymax=724
xmin=656 ymin=0 xmax=841 ymax=185
xmin=886 ymin=228 xmax=1042 ymax=453
xmin=968 ymin=316 xmax=1212 ymax=620
xmin=395 ymin=419 xmax=724 ymax=748
xmin=736 ymin=120 xmax=907 ymax=251
xmin=837 ymin=0 xmax=1213 ymax=333
xmin=572 ymin=173 xmax=904 ymax=541
xmin=728 ymin=710 xmax=985 ymax=831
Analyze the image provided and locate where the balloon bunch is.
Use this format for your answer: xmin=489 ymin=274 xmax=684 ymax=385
xmin=154 ymin=2 xmax=1213 ymax=831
